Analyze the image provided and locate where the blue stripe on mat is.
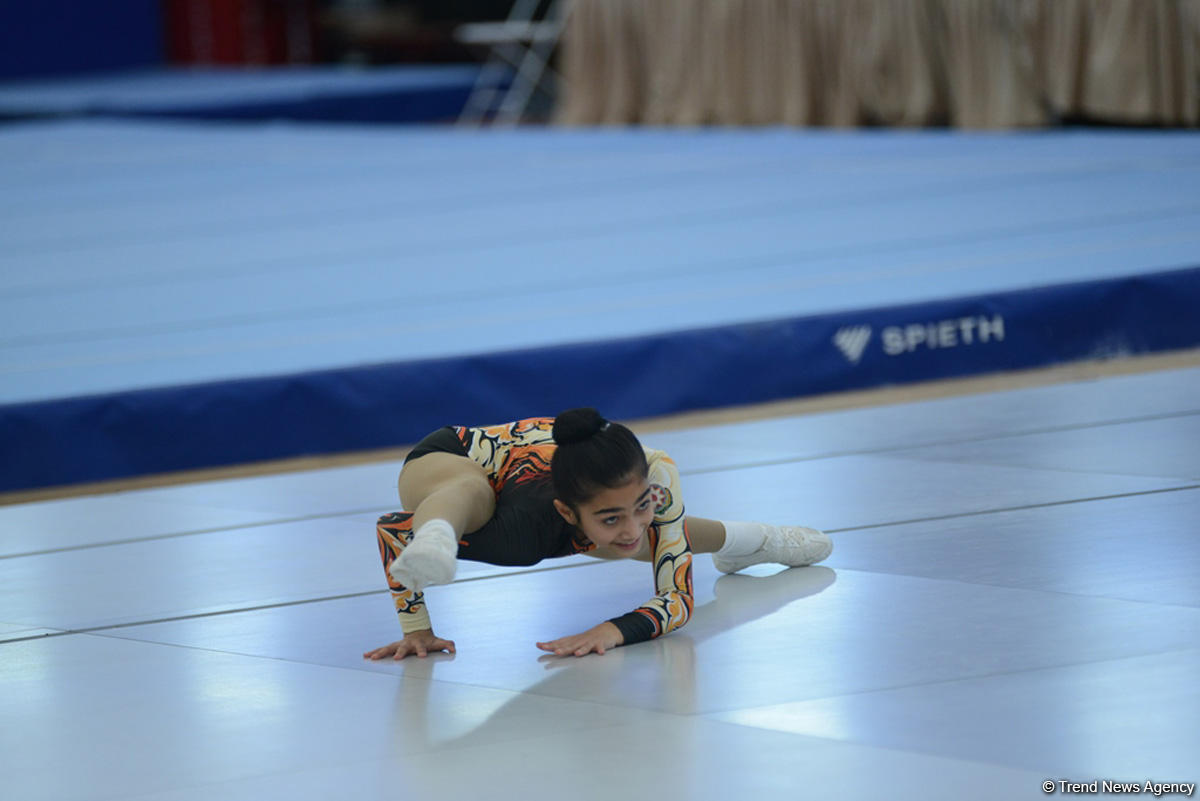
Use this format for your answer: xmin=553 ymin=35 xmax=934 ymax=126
xmin=3 ymin=264 xmax=1198 ymax=492
xmin=0 ymin=66 xmax=489 ymax=123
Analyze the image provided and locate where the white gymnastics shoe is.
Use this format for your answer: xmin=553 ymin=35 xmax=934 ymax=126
xmin=388 ymin=519 xmax=458 ymax=592
xmin=712 ymin=525 xmax=832 ymax=574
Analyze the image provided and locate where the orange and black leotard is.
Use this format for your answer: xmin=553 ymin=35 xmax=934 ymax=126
xmin=375 ymin=417 xmax=694 ymax=646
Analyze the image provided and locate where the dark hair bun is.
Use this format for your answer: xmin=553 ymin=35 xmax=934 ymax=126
xmin=553 ymin=407 xmax=608 ymax=445
xmin=551 ymin=408 xmax=647 ymax=506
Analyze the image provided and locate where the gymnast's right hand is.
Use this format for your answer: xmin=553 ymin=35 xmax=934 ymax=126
xmin=363 ymin=629 xmax=456 ymax=661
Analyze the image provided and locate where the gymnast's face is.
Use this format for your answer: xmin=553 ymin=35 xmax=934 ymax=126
xmin=554 ymin=474 xmax=654 ymax=558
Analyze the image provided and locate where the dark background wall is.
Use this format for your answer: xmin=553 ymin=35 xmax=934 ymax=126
xmin=0 ymin=0 xmax=165 ymax=79
xmin=411 ymin=0 xmax=514 ymax=20
xmin=0 ymin=1 xmax=517 ymax=81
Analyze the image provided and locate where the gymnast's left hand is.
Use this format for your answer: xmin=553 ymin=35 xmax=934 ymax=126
xmin=536 ymin=622 xmax=624 ymax=657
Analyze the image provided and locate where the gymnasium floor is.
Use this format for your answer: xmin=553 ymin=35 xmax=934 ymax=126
xmin=3 ymin=362 xmax=1198 ymax=800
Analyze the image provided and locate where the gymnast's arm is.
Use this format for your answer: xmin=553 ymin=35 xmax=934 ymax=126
xmin=536 ymin=450 xmax=694 ymax=656
xmin=364 ymin=515 xmax=456 ymax=660
xmin=607 ymin=450 xmax=694 ymax=645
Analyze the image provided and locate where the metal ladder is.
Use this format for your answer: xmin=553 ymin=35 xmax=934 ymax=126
xmin=455 ymin=0 xmax=571 ymax=126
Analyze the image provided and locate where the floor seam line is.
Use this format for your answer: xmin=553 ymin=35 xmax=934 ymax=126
xmin=825 ymin=566 xmax=1200 ymax=612
xmin=824 ymin=483 xmax=1200 ymax=533
xmin=705 ymin=645 xmax=1200 ymax=717
xmin=0 ymin=561 xmax=611 ymax=643
xmin=683 ymin=409 xmax=1200 ymax=477
xmin=0 ymin=504 xmax=401 ymax=560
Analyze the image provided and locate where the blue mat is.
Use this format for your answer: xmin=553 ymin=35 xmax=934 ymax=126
xmin=2 ymin=120 xmax=1199 ymax=492
xmin=0 ymin=66 xmax=487 ymax=123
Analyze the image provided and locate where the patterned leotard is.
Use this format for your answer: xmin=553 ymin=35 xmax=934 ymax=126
xmin=375 ymin=418 xmax=694 ymax=645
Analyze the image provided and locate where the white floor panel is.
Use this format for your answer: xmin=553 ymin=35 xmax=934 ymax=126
xmin=0 ymin=493 xmax=290 ymax=557
xmin=640 ymin=366 xmax=1200 ymax=466
xmin=111 ymin=559 xmax=1200 ymax=716
xmin=0 ymin=515 xmax=382 ymax=630
xmin=894 ymin=415 xmax=1200 ymax=480
xmin=828 ymin=488 xmax=1200 ymax=607
xmin=129 ymin=461 xmax=402 ymax=518
xmin=113 ymin=715 xmax=1047 ymax=801
xmin=0 ymin=508 xmax=599 ymax=633
xmin=709 ymin=648 xmax=1200 ymax=780
xmin=0 ymin=464 xmax=401 ymax=560
xmin=0 ymin=633 xmax=665 ymax=801
xmin=677 ymin=453 xmax=1187 ymax=530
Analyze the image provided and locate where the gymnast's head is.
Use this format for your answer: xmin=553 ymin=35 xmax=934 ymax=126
xmin=551 ymin=407 xmax=653 ymax=556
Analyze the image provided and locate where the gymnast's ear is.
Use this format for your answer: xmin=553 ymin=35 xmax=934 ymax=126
xmin=553 ymin=498 xmax=578 ymax=526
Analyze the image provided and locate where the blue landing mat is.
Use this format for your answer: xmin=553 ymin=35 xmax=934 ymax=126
xmin=0 ymin=66 xmax=486 ymax=123
xmin=2 ymin=121 xmax=1199 ymax=492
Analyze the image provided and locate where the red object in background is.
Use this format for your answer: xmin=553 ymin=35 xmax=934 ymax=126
xmin=165 ymin=0 xmax=317 ymax=65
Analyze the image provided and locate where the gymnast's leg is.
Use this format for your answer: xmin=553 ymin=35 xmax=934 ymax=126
xmin=391 ymin=451 xmax=496 ymax=590
xmin=682 ymin=517 xmax=727 ymax=554
xmin=695 ymin=516 xmax=831 ymax=573
xmin=398 ymin=452 xmax=495 ymax=537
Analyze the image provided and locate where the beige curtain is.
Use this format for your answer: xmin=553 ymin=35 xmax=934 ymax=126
xmin=941 ymin=0 xmax=1047 ymax=127
xmin=559 ymin=0 xmax=1200 ymax=128
xmin=1038 ymin=0 xmax=1200 ymax=125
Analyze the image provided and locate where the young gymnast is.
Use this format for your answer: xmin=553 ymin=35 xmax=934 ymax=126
xmin=363 ymin=408 xmax=832 ymax=661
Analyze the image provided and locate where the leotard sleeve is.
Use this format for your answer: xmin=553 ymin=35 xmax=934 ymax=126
xmin=376 ymin=512 xmax=434 ymax=634
xmin=606 ymin=449 xmax=694 ymax=645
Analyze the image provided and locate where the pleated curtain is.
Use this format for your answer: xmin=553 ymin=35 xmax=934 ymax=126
xmin=559 ymin=0 xmax=1200 ymax=128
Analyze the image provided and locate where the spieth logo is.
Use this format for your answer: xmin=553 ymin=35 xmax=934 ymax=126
xmin=882 ymin=314 xmax=1005 ymax=355
xmin=833 ymin=326 xmax=872 ymax=364
xmin=834 ymin=315 xmax=1006 ymax=365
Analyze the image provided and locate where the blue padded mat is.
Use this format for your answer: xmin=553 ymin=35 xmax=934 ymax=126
xmin=2 ymin=120 xmax=1198 ymax=491
xmin=0 ymin=66 xmax=485 ymax=123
